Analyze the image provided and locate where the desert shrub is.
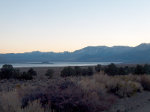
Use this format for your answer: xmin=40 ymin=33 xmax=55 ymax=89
xmin=45 ymin=69 xmax=54 ymax=79
xmin=106 ymin=76 xmax=143 ymax=97
xmin=118 ymin=67 xmax=129 ymax=75
xmin=95 ymin=64 xmax=101 ymax=72
xmin=134 ymin=65 xmax=145 ymax=75
xmin=27 ymin=68 xmax=37 ymax=76
xmin=78 ymin=75 xmax=107 ymax=94
xmin=0 ymin=65 xmax=36 ymax=80
xmin=81 ymin=68 xmax=88 ymax=76
xmin=106 ymin=79 xmax=143 ymax=97
xmin=61 ymin=67 xmax=75 ymax=77
xmin=81 ymin=67 xmax=93 ymax=76
xmin=74 ymin=66 xmax=82 ymax=76
xmin=117 ymin=81 xmax=143 ymax=97
xmin=18 ymin=68 xmax=36 ymax=80
xmin=91 ymin=74 xmax=143 ymax=98
xmin=0 ymin=65 xmax=35 ymax=80
xmin=21 ymin=79 xmax=116 ymax=112
xmin=0 ymin=90 xmax=21 ymax=112
xmin=124 ymin=66 xmax=132 ymax=74
xmin=143 ymin=64 xmax=150 ymax=74
xmin=19 ymin=72 xmax=33 ymax=80
xmin=129 ymin=67 xmax=135 ymax=74
xmin=0 ymin=64 xmax=15 ymax=79
xmin=14 ymin=71 xmax=34 ymax=80
xmin=61 ymin=66 xmax=94 ymax=77
xmin=0 ymin=90 xmax=52 ymax=112
xmin=140 ymin=75 xmax=150 ymax=90
xmin=104 ymin=63 xmax=118 ymax=76
xmin=86 ymin=67 xmax=93 ymax=76
xmin=132 ymin=64 xmax=150 ymax=75
xmin=79 ymin=72 xmax=143 ymax=98
xmin=103 ymin=64 xmax=150 ymax=76
xmin=20 ymin=100 xmax=46 ymax=112
xmin=0 ymin=64 xmax=23 ymax=80
xmin=12 ymin=69 xmax=21 ymax=79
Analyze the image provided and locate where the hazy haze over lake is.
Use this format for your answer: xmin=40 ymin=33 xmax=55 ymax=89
xmin=0 ymin=62 xmax=120 ymax=68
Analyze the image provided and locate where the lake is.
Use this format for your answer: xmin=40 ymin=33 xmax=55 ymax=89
xmin=0 ymin=62 xmax=121 ymax=68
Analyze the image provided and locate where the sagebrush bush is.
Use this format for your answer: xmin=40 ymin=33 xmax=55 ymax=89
xmin=27 ymin=68 xmax=37 ymax=76
xmin=61 ymin=67 xmax=75 ymax=77
xmin=61 ymin=66 xmax=94 ymax=77
xmin=108 ymin=81 xmax=143 ymax=97
xmin=104 ymin=63 xmax=118 ymax=76
xmin=86 ymin=73 xmax=143 ymax=98
xmin=140 ymin=75 xmax=150 ymax=90
xmin=0 ymin=65 xmax=36 ymax=80
xmin=134 ymin=65 xmax=145 ymax=75
xmin=105 ymin=76 xmax=143 ymax=97
xmin=0 ymin=90 xmax=53 ymax=112
xmin=0 ymin=64 xmax=16 ymax=79
xmin=95 ymin=64 xmax=101 ymax=72
xmin=20 ymin=72 xmax=33 ymax=80
xmin=74 ymin=66 xmax=82 ymax=76
xmin=2 ymin=65 xmax=150 ymax=112
xmin=20 ymin=79 xmax=116 ymax=112
xmin=103 ymin=63 xmax=150 ymax=75
xmin=45 ymin=69 xmax=54 ymax=78
xmin=0 ymin=90 xmax=21 ymax=112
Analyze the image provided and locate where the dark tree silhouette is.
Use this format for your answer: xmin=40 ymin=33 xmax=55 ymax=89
xmin=95 ymin=64 xmax=101 ymax=72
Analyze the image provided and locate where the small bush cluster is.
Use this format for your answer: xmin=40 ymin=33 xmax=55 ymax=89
xmin=1 ymin=72 xmax=150 ymax=112
xmin=106 ymin=79 xmax=143 ymax=97
xmin=0 ymin=64 xmax=37 ymax=80
xmin=95 ymin=64 xmax=101 ymax=72
xmin=20 ymin=79 xmax=116 ymax=112
xmin=140 ymin=75 xmax=150 ymax=90
xmin=0 ymin=64 xmax=17 ymax=79
xmin=45 ymin=69 xmax=54 ymax=79
xmin=61 ymin=66 xmax=93 ymax=77
xmin=97 ymin=63 xmax=150 ymax=76
xmin=0 ymin=90 xmax=50 ymax=112
xmin=84 ymin=74 xmax=144 ymax=98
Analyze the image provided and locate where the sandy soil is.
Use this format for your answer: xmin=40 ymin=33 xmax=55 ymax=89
xmin=108 ymin=91 xmax=150 ymax=112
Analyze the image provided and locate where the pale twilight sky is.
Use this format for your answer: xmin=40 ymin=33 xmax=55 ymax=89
xmin=0 ymin=0 xmax=150 ymax=53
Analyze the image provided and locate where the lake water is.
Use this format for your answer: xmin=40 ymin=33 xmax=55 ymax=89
xmin=0 ymin=62 xmax=121 ymax=68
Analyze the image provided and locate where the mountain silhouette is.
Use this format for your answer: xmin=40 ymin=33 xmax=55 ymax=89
xmin=0 ymin=43 xmax=150 ymax=63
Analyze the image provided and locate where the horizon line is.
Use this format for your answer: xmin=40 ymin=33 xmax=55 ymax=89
xmin=0 ymin=43 xmax=149 ymax=54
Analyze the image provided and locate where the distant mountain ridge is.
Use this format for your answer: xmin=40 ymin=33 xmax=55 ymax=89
xmin=1 ymin=43 xmax=150 ymax=63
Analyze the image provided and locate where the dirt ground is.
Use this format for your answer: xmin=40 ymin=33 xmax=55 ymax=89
xmin=108 ymin=91 xmax=150 ymax=112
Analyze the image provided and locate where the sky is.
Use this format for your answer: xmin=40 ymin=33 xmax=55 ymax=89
xmin=0 ymin=0 xmax=150 ymax=53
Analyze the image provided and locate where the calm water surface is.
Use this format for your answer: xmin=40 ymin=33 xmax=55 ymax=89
xmin=0 ymin=62 xmax=121 ymax=68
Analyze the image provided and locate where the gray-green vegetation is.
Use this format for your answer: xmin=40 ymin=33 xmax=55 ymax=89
xmin=0 ymin=64 xmax=37 ymax=80
xmin=0 ymin=64 xmax=150 ymax=112
xmin=45 ymin=69 xmax=54 ymax=78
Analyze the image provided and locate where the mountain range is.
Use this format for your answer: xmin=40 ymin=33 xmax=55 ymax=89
xmin=1 ymin=43 xmax=150 ymax=63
